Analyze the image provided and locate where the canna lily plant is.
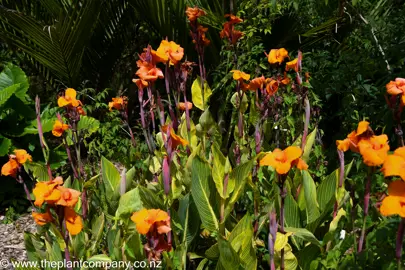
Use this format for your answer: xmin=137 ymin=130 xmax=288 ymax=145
xmin=3 ymin=6 xmax=405 ymax=270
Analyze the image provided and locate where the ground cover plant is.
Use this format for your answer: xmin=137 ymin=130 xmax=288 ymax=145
xmin=1 ymin=0 xmax=405 ymax=269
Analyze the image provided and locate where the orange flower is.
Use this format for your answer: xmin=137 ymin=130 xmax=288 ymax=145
xmin=336 ymin=121 xmax=372 ymax=152
xmin=358 ymin=134 xmax=389 ymax=166
xmin=294 ymin=158 xmax=309 ymax=170
xmin=161 ymin=125 xmax=189 ymax=149
xmin=186 ymin=7 xmax=206 ymax=21
xmin=386 ymin=78 xmax=405 ymax=105
xmin=32 ymin=210 xmax=53 ymax=226
xmin=230 ymin=70 xmax=250 ymax=81
xmin=241 ymin=76 xmax=266 ymax=91
xmin=380 ymin=181 xmax=405 ymax=217
xmin=52 ymin=120 xmax=69 ymax=137
xmin=131 ymin=208 xmax=171 ymax=235
xmin=133 ymin=78 xmax=148 ymax=90
xmin=1 ymin=158 xmax=19 ymax=177
xmin=55 ymin=186 xmax=81 ymax=207
xmin=286 ymin=58 xmax=299 ymax=72
xmin=260 ymin=146 xmax=303 ymax=174
xmin=64 ymin=207 xmax=83 ymax=235
xmin=109 ymin=97 xmax=127 ymax=111
xmin=77 ymin=106 xmax=86 ymax=116
xmin=265 ymin=79 xmax=279 ymax=96
xmin=382 ymin=147 xmax=405 ymax=180
xmin=224 ymin=14 xmax=243 ymax=24
xmin=280 ymin=73 xmax=290 ymax=85
xmin=177 ymin=102 xmax=193 ymax=111
xmin=57 ymin=88 xmax=82 ymax=108
xmin=136 ymin=65 xmax=164 ymax=82
xmin=192 ymin=25 xmax=210 ymax=46
xmin=155 ymin=40 xmax=184 ymax=65
xmin=267 ymin=48 xmax=289 ymax=64
xmin=14 ymin=149 xmax=32 ymax=164
xmin=220 ymin=22 xmax=244 ymax=44
xmin=32 ymin=177 xmax=63 ymax=207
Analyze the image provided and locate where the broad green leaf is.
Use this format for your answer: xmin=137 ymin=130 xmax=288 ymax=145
xmin=199 ymin=108 xmax=216 ymax=132
xmin=0 ymin=136 xmax=11 ymax=156
xmin=178 ymin=194 xmax=200 ymax=246
xmin=329 ymin=208 xmax=346 ymax=232
xmin=0 ymin=83 xmax=20 ymax=106
xmin=197 ymin=258 xmax=209 ymax=270
xmin=72 ymin=231 xmax=85 ymax=259
xmin=149 ymin=156 xmax=161 ymax=174
xmin=302 ymin=128 xmax=317 ymax=162
xmin=191 ymin=156 xmax=219 ymax=232
xmin=224 ymin=160 xmax=254 ymax=218
xmin=138 ymin=186 xmax=165 ymax=210
xmin=45 ymin=240 xmax=63 ymax=262
xmin=101 ymin=156 xmax=121 ymax=201
xmin=274 ymin=232 xmax=293 ymax=251
xmin=115 ymin=187 xmax=142 ymax=218
xmin=211 ymin=142 xmax=234 ymax=199
xmin=24 ymin=162 xmax=50 ymax=181
xmin=284 ymin=227 xmax=321 ymax=247
xmin=192 ymin=76 xmax=212 ymax=110
xmin=218 ymin=237 xmax=240 ymax=269
xmin=298 ymin=244 xmax=321 ymax=270
xmin=317 ymin=160 xmax=353 ymax=212
xmin=107 ymin=229 xmax=122 ymax=261
xmin=301 ymin=171 xmax=320 ymax=224
xmin=87 ymin=254 xmax=112 ymax=262
xmin=124 ymin=233 xmax=144 ymax=261
xmin=179 ymin=113 xmax=198 ymax=150
xmin=205 ymin=243 xmax=220 ymax=260
xmin=0 ymin=64 xmax=29 ymax=101
xmin=229 ymin=214 xmax=257 ymax=269
xmin=89 ymin=213 xmax=105 ymax=253
xmin=284 ymin=193 xmax=301 ymax=228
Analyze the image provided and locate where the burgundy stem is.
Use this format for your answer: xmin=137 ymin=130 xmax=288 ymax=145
xmin=63 ymin=219 xmax=73 ymax=270
xmin=301 ymin=97 xmax=310 ymax=151
xmin=358 ymin=168 xmax=373 ymax=253
xmin=279 ymin=175 xmax=287 ymax=270
xmin=396 ymin=218 xmax=405 ymax=265
xmin=269 ymin=210 xmax=277 ymax=270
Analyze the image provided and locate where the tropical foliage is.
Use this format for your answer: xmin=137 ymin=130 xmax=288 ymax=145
xmin=1 ymin=0 xmax=405 ymax=269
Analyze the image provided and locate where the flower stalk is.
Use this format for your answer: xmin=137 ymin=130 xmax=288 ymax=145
xmin=35 ymin=96 xmax=52 ymax=180
xmin=358 ymin=167 xmax=374 ymax=253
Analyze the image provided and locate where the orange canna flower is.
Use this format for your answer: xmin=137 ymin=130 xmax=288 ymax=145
xmin=186 ymin=7 xmax=206 ymax=21
xmin=192 ymin=25 xmax=210 ymax=46
xmin=230 ymin=70 xmax=250 ymax=81
xmin=280 ymin=73 xmax=291 ymax=85
xmin=265 ymin=79 xmax=279 ymax=96
xmin=241 ymin=76 xmax=266 ymax=91
xmin=161 ymin=125 xmax=189 ymax=149
xmin=336 ymin=121 xmax=372 ymax=152
xmin=77 ymin=106 xmax=86 ymax=116
xmin=155 ymin=40 xmax=184 ymax=66
xmin=267 ymin=48 xmax=289 ymax=64
xmin=382 ymin=147 xmax=405 ymax=180
xmin=64 ymin=207 xmax=83 ymax=235
xmin=220 ymin=22 xmax=243 ymax=44
xmin=52 ymin=120 xmax=69 ymax=137
xmin=14 ymin=149 xmax=32 ymax=164
xmin=56 ymin=186 xmax=81 ymax=207
xmin=32 ymin=177 xmax=63 ymax=207
xmin=109 ymin=97 xmax=127 ymax=111
xmin=285 ymin=58 xmax=299 ymax=72
xmin=58 ymin=88 xmax=82 ymax=108
xmin=260 ymin=146 xmax=303 ymax=174
xmin=224 ymin=14 xmax=243 ymax=24
xmin=131 ymin=208 xmax=171 ymax=235
xmin=177 ymin=102 xmax=193 ymax=111
xmin=1 ymin=158 xmax=19 ymax=177
xmin=136 ymin=65 xmax=164 ymax=82
xmin=380 ymin=181 xmax=405 ymax=217
xmin=358 ymin=134 xmax=389 ymax=166
xmin=133 ymin=78 xmax=149 ymax=90
xmin=32 ymin=210 xmax=53 ymax=226
xmin=294 ymin=158 xmax=309 ymax=170
xmin=386 ymin=78 xmax=405 ymax=105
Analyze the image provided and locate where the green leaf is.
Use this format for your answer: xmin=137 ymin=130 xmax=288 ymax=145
xmin=0 ymin=64 xmax=29 ymax=101
xmin=231 ymin=92 xmax=248 ymax=113
xmin=89 ymin=213 xmax=105 ymax=254
xmin=274 ymin=232 xmax=292 ymax=251
xmin=87 ymin=254 xmax=112 ymax=262
xmin=329 ymin=208 xmax=346 ymax=232
xmin=284 ymin=193 xmax=301 ymax=228
xmin=178 ymin=194 xmax=200 ymax=246
xmin=302 ymin=128 xmax=317 ymax=162
xmin=211 ymin=142 xmax=234 ymax=199
xmin=115 ymin=187 xmax=143 ymax=218
xmin=298 ymin=244 xmax=321 ymax=270
xmin=284 ymin=227 xmax=322 ymax=247
xmin=218 ymin=237 xmax=240 ymax=269
xmin=0 ymin=136 xmax=11 ymax=156
xmin=101 ymin=156 xmax=121 ymax=201
xmin=192 ymin=76 xmax=212 ymax=110
xmin=301 ymin=171 xmax=320 ymax=224
xmin=24 ymin=162 xmax=50 ymax=181
xmin=317 ymin=160 xmax=353 ymax=212
xmin=191 ymin=156 xmax=219 ymax=232
xmin=124 ymin=233 xmax=144 ymax=261
xmin=0 ymin=84 xmax=20 ymax=106
xmin=138 ymin=186 xmax=165 ymax=210
xmin=45 ymin=240 xmax=63 ymax=262
xmin=224 ymin=160 xmax=254 ymax=218
xmin=205 ymin=243 xmax=220 ymax=260
xmin=78 ymin=116 xmax=100 ymax=137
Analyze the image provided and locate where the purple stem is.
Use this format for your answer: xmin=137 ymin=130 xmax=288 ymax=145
xmin=358 ymin=168 xmax=373 ymax=253
xmin=35 ymin=96 xmax=52 ymax=180
xmin=301 ymin=97 xmax=310 ymax=151
xmin=396 ymin=218 xmax=405 ymax=266
xmin=62 ymin=137 xmax=78 ymax=179
xmin=63 ymin=219 xmax=73 ymax=270
xmin=162 ymin=156 xmax=171 ymax=196
xmin=279 ymin=175 xmax=287 ymax=270
xmin=269 ymin=210 xmax=277 ymax=270
xmin=147 ymin=86 xmax=156 ymax=132
xmin=138 ymin=88 xmax=154 ymax=154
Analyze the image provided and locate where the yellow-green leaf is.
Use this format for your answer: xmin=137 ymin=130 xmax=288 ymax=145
xmin=192 ymin=76 xmax=212 ymax=110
